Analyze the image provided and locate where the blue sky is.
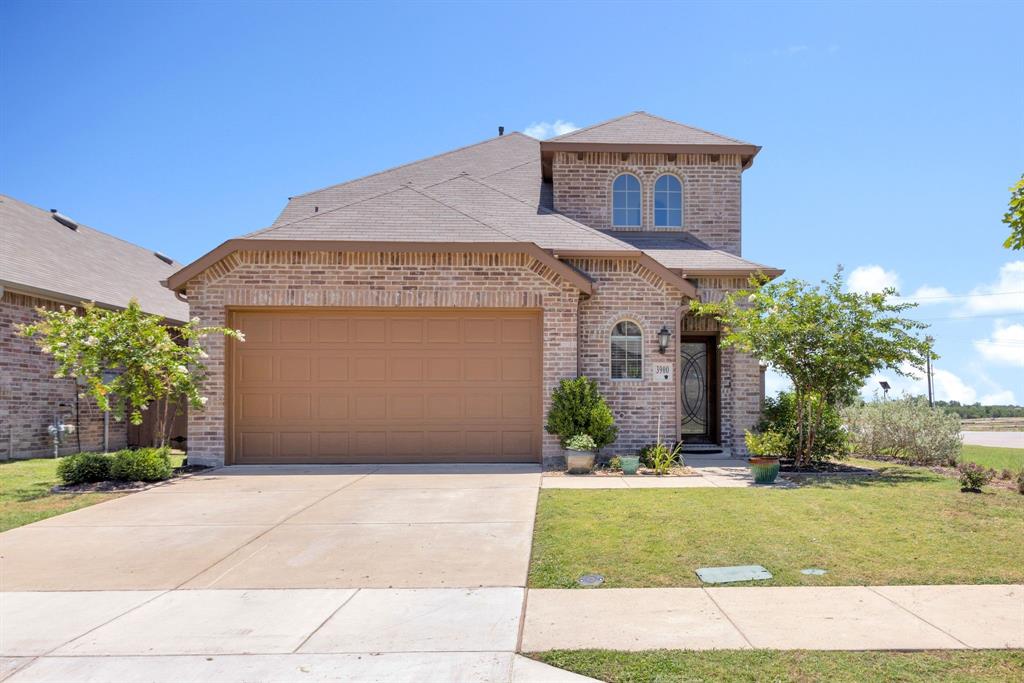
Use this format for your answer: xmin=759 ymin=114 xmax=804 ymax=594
xmin=3 ymin=1 xmax=1022 ymax=404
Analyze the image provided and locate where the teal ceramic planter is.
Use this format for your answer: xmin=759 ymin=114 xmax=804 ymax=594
xmin=620 ymin=455 xmax=640 ymax=475
xmin=748 ymin=457 xmax=780 ymax=484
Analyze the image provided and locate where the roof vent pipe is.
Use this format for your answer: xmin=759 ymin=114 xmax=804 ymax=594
xmin=498 ymin=126 xmax=504 ymax=136
xmin=154 ymin=252 xmax=173 ymax=265
xmin=50 ymin=210 xmax=78 ymax=230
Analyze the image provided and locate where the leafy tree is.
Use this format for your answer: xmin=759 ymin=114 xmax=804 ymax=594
xmin=545 ymin=376 xmax=618 ymax=449
xmin=691 ymin=267 xmax=932 ymax=466
xmin=19 ymin=299 xmax=242 ymax=447
xmin=1003 ymin=174 xmax=1024 ymax=250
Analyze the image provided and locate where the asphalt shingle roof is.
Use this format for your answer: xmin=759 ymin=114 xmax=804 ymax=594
xmin=547 ymin=111 xmax=754 ymax=146
xmin=604 ymin=231 xmax=782 ymax=275
xmin=0 ymin=194 xmax=188 ymax=322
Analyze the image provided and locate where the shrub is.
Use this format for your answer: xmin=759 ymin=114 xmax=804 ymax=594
xmin=759 ymin=392 xmax=849 ymax=462
xmin=645 ymin=441 xmax=683 ymax=475
xmin=744 ymin=430 xmax=788 ymax=458
xmin=545 ymin=377 xmax=618 ymax=449
xmin=565 ymin=434 xmax=597 ymax=452
xmin=958 ymin=462 xmax=994 ymax=492
xmin=999 ymin=468 xmax=1013 ymax=480
xmin=1017 ymin=470 xmax=1024 ymax=495
xmin=607 ymin=456 xmax=622 ymax=471
xmin=843 ymin=396 xmax=962 ymax=466
xmin=110 ymin=447 xmax=173 ymax=482
xmin=57 ymin=452 xmax=113 ymax=485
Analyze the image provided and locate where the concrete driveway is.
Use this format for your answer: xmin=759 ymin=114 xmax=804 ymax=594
xmin=1 ymin=464 xmax=591 ymax=682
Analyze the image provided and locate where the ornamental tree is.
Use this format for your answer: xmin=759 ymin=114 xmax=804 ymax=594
xmin=1003 ymin=174 xmax=1024 ymax=250
xmin=690 ymin=267 xmax=932 ymax=466
xmin=19 ymin=299 xmax=243 ymax=448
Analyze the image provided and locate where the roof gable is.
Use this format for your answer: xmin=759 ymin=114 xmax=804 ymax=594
xmin=548 ymin=111 xmax=753 ymax=146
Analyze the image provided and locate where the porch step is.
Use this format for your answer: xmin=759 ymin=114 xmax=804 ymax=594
xmin=681 ymin=444 xmax=732 ymax=460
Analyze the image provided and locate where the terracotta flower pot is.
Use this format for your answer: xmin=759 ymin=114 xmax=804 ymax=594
xmin=565 ymin=450 xmax=595 ymax=474
xmin=748 ymin=456 xmax=780 ymax=484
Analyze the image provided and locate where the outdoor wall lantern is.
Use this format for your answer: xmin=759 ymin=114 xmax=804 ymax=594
xmin=657 ymin=325 xmax=671 ymax=354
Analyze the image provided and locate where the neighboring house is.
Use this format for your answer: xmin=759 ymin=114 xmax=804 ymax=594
xmin=0 ymin=194 xmax=189 ymax=458
xmin=166 ymin=112 xmax=782 ymax=468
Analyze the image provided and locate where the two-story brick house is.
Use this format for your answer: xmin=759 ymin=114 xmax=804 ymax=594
xmin=166 ymin=112 xmax=782 ymax=468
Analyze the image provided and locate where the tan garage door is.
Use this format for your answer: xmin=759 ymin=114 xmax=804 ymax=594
xmin=228 ymin=309 xmax=542 ymax=464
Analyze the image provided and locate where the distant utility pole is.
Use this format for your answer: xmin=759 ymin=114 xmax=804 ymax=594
xmin=926 ymin=336 xmax=935 ymax=407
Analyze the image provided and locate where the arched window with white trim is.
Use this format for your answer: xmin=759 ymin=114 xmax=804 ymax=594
xmin=654 ymin=174 xmax=682 ymax=227
xmin=612 ymin=174 xmax=641 ymax=227
xmin=610 ymin=320 xmax=643 ymax=380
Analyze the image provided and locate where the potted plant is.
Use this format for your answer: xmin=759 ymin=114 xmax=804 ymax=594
xmin=619 ymin=453 xmax=641 ymax=475
xmin=744 ymin=430 xmax=786 ymax=484
xmin=545 ymin=376 xmax=619 ymax=468
xmin=564 ymin=434 xmax=597 ymax=474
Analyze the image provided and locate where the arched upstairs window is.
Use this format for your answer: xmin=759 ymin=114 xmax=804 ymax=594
xmin=610 ymin=320 xmax=643 ymax=380
xmin=612 ymin=174 xmax=641 ymax=227
xmin=654 ymin=174 xmax=682 ymax=227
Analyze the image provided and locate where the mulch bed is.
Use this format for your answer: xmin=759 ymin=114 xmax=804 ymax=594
xmin=545 ymin=466 xmax=698 ymax=477
xmin=50 ymin=465 xmax=212 ymax=494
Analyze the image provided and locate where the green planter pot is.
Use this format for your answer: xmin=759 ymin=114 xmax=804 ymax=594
xmin=619 ymin=455 xmax=641 ymax=475
xmin=748 ymin=456 xmax=780 ymax=484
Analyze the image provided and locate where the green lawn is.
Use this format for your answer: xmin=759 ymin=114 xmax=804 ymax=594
xmin=529 ymin=462 xmax=1024 ymax=588
xmin=531 ymin=650 xmax=1024 ymax=683
xmin=961 ymin=444 xmax=1024 ymax=472
xmin=0 ymin=454 xmax=185 ymax=532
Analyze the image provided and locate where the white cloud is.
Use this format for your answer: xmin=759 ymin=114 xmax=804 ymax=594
xmin=959 ymin=261 xmax=1024 ymax=315
xmin=763 ymin=367 xmax=792 ymax=397
xmin=980 ymin=389 xmax=1017 ymax=405
xmin=867 ymin=363 xmax=978 ymax=404
xmin=903 ymin=285 xmax=954 ymax=305
xmin=523 ymin=120 xmax=579 ymax=140
xmin=974 ymin=321 xmax=1024 ymax=367
xmin=847 ymin=265 xmax=900 ymax=294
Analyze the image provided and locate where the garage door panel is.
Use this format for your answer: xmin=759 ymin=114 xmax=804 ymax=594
xmin=231 ymin=309 xmax=540 ymax=464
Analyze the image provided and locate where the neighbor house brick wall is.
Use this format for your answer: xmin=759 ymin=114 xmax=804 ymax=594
xmin=184 ymin=250 xmax=581 ymax=468
xmin=683 ymin=276 xmax=764 ymax=456
xmin=551 ymin=151 xmax=743 ymax=255
xmin=0 ymin=290 xmax=127 ymax=458
xmin=568 ymin=257 xmax=686 ymax=457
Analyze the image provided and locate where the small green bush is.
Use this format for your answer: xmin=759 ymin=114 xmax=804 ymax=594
xmin=760 ymin=391 xmax=849 ymax=461
xmin=744 ymin=430 xmax=788 ymax=457
xmin=607 ymin=456 xmax=622 ymax=471
xmin=110 ymin=447 xmax=173 ymax=482
xmin=545 ymin=377 xmax=618 ymax=449
xmin=645 ymin=441 xmax=683 ymax=475
xmin=57 ymin=452 xmax=113 ymax=485
xmin=843 ymin=396 xmax=962 ymax=466
xmin=957 ymin=462 xmax=994 ymax=492
xmin=565 ymin=434 xmax=597 ymax=452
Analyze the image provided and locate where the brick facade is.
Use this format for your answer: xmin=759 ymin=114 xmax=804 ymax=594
xmin=0 ymin=290 xmax=128 ymax=458
xmin=551 ymin=151 xmax=743 ymax=254
xmin=183 ymin=251 xmax=763 ymax=466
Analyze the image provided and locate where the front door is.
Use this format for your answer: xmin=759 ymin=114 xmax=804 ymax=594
xmin=679 ymin=336 xmax=718 ymax=443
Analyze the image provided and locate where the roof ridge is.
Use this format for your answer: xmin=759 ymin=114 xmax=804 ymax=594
xmin=0 ymin=194 xmax=181 ymax=265
xmin=546 ymin=111 xmax=640 ymax=141
xmin=403 ymin=184 xmax=523 ymax=243
xmin=460 ymin=175 xmax=637 ymax=251
xmin=286 ymin=131 xmax=535 ymax=202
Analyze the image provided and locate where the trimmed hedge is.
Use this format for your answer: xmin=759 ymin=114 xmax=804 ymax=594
xmin=56 ymin=452 xmax=113 ymax=485
xmin=110 ymin=447 xmax=173 ymax=482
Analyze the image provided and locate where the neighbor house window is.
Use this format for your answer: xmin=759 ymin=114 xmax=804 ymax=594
xmin=611 ymin=320 xmax=643 ymax=379
xmin=612 ymin=174 xmax=641 ymax=227
xmin=654 ymin=174 xmax=682 ymax=227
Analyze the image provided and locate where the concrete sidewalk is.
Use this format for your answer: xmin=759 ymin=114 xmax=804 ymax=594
xmin=962 ymin=431 xmax=1024 ymax=448
xmin=522 ymin=585 xmax=1024 ymax=652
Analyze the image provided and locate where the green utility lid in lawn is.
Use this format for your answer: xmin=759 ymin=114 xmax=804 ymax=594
xmin=696 ymin=565 xmax=773 ymax=584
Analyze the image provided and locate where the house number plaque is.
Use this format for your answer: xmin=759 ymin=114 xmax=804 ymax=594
xmin=652 ymin=363 xmax=673 ymax=382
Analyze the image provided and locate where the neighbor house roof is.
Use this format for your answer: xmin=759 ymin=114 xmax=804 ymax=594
xmin=0 ymin=194 xmax=188 ymax=322
xmin=539 ymin=111 xmax=761 ymax=170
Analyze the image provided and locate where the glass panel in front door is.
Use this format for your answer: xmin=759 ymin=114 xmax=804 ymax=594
xmin=680 ymin=341 xmax=708 ymax=436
